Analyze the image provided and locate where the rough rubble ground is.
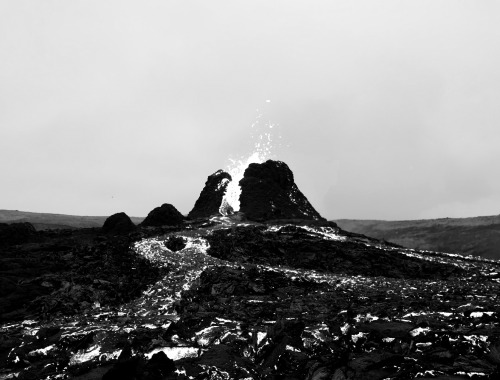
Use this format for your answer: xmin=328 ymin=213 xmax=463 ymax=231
xmin=1 ymin=218 xmax=500 ymax=379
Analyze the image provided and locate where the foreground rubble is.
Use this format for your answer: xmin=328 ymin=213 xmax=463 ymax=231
xmin=1 ymin=218 xmax=500 ymax=379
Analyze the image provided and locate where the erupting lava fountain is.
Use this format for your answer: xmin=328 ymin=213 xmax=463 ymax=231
xmin=221 ymin=108 xmax=280 ymax=213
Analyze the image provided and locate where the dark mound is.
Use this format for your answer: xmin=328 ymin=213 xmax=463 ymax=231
xmin=239 ymin=160 xmax=325 ymax=221
xmin=141 ymin=203 xmax=184 ymax=227
xmin=188 ymin=169 xmax=232 ymax=219
xmin=102 ymin=212 xmax=136 ymax=234
xmin=0 ymin=222 xmax=37 ymax=245
xmin=206 ymin=225 xmax=464 ymax=279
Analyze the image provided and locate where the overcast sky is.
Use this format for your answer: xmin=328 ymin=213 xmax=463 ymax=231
xmin=1 ymin=1 xmax=500 ymax=220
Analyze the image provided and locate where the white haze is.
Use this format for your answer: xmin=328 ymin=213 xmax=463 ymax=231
xmin=1 ymin=1 xmax=500 ymax=220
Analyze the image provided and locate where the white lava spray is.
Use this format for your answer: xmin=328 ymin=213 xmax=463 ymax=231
xmin=221 ymin=103 xmax=280 ymax=213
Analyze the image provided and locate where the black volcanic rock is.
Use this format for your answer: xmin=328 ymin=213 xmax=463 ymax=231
xmin=206 ymin=225 xmax=464 ymax=279
xmin=239 ymin=160 xmax=324 ymax=221
xmin=164 ymin=235 xmax=186 ymax=252
xmin=102 ymin=212 xmax=136 ymax=234
xmin=141 ymin=203 xmax=184 ymax=227
xmin=0 ymin=222 xmax=37 ymax=245
xmin=1 ymin=230 xmax=162 ymax=323
xmin=188 ymin=169 xmax=232 ymax=219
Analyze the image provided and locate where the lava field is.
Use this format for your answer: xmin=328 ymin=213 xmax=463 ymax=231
xmin=1 ymin=216 xmax=500 ymax=379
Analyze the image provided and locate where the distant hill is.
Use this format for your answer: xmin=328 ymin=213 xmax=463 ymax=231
xmin=335 ymin=214 xmax=500 ymax=260
xmin=0 ymin=209 xmax=144 ymax=230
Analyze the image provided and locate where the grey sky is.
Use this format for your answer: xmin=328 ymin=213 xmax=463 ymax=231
xmin=1 ymin=1 xmax=500 ymax=220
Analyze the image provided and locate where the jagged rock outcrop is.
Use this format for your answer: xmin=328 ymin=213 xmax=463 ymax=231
xmin=102 ymin=212 xmax=136 ymax=234
xmin=239 ymin=160 xmax=325 ymax=221
xmin=141 ymin=203 xmax=184 ymax=227
xmin=0 ymin=222 xmax=37 ymax=245
xmin=188 ymin=170 xmax=231 ymax=219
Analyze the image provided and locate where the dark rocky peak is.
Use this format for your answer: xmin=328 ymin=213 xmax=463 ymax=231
xmin=239 ymin=160 xmax=325 ymax=221
xmin=188 ymin=169 xmax=232 ymax=219
xmin=102 ymin=212 xmax=136 ymax=234
xmin=141 ymin=203 xmax=184 ymax=227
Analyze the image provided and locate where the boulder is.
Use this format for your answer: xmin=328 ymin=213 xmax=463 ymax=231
xmin=102 ymin=212 xmax=136 ymax=234
xmin=141 ymin=203 xmax=184 ymax=227
xmin=188 ymin=169 xmax=232 ymax=219
xmin=239 ymin=160 xmax=324 ymax=221
xmin=0 ymin=222 xmax=37 ymax=245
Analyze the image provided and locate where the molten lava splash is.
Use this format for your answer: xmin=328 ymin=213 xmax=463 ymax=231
xmin=221 ymin=151 xmax=265 ymax=213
